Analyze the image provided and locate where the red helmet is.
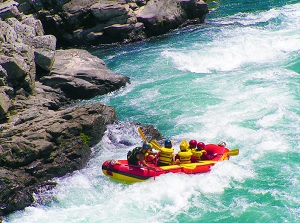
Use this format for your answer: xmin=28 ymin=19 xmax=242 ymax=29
xmin=197 ymin=142 xmax=205 ymax=149
xmin=189 ymin=140 xmax=197 ymax=148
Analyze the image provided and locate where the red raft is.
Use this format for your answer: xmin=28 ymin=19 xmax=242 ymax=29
xmin=102 ymin=144 xmax=233 ymax=183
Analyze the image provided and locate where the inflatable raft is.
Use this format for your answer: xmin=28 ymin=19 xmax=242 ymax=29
xmin=102 ymin=144 xmax=235 ymax=183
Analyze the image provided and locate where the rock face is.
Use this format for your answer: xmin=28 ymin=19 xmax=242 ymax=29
xmin=13 ymin=0 xmax=208 ymax=46
xmin=0 ymin=1 xmax=129 ymax=217
xmin=0 ymin=100 xmax=117 ymax=216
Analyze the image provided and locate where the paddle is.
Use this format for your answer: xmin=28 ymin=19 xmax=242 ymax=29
xmin=159 ymin=161 xmax=216 ymax=171
xmin=224 ymin=149 xmax=239 ymax=156
xmin=138 ymin=127 xmax=148 ymax=143
xmin=150 ymin=140 xmax=162 ymax=151
xmin=138 ymin=127 xmax=161 ymax=150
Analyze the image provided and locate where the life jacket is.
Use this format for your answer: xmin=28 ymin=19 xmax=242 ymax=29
xmin=158 ymin=147 xmax=174 ymax=165
xmin=192 ymin=149 xmax=205 ymax=162
xmin=178 ymin=150 xmax=193 ymax=163
xmin=127 ymin=147 xmax=144 ymax=165
xmin=188 ymin=146 xmax=196 ymax=152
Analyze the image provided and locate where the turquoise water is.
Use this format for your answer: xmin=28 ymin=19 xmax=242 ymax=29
xmin=5 ymin=1 xmax=300 ymax=222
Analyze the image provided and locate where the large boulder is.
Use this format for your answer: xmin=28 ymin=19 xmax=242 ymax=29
xmin=179 ymin=0 xmax=208 ymax=22
xmin=0 ymin=99 xmax=117 ymax=216
xmin=0 ymin=48 xmax=35 ymax=91
xmin=136 ymin=0 xmax=186 ymax=36
xmin=136 ymin=0 xmax=208 ymax=36
xmin=40 ymin=49 xmax=129 ymax=99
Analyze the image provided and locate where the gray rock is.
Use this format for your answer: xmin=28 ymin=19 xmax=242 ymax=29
xmin=0 ymin=66 xmax=8 ymax=86
xmin=6 ymin=17 xmax=36 ymax=39
xmin=29 ymin=35 xmax=56 ymax=71
xmin=0 ymin=0 xmax=21 ymax=20
xmin=136 ymin=0 xmax=185 ymax=36
xmin=0 ymin=54 xmax=32 ymax=89
xmin=0 ymin=101 xmax=117 ymax=216
xmin=90 ymin=2 xmax=132 ymax=23
xmin=103 ymin=22 xmax=146 ymax=42
xmin=0 ymin=87 xmax=11 ymax=119
xmin=22 ymin=14 xmax=44 ymax=36
xmin=0 ymin=20 xmax=18 ymax=43
xmin=40 ymin=49 xmax=129 ymax=99
xmin=0 ymin=10 xmax=57 ymax=91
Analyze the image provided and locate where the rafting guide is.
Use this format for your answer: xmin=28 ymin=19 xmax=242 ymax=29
xmin=127 ymin=142 xmax=157 ymax=171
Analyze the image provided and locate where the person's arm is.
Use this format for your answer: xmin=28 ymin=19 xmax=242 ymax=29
xmin=201 ymin=150 xmax=209 ymax=160
xmin=171 ymin=153 xmax=177 ymax=164
xmin=138 ymin=154 xmax=156 ymax=170
xmin=201 ymin=150 xmax=217 ymax=160
xmin=140 ymin=160 xmax=156 ymax=170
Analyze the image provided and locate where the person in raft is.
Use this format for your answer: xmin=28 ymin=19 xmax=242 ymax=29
xmin=175 ymin=141 xmax=193 ymax=164
xmin=127 ymin=142 xmax=156 ymax=170
xmin=191 ymin=142 xmax=207 ymax=162
xmin=157 ymin=139 xmax=176 ymax=166
xmin=188 ymin=139 xmax=197 ymax=151
xmin=145 ymin=146 xmax=158 ymax=164
xmin=198 ymin=142 xmax=218 ymax=160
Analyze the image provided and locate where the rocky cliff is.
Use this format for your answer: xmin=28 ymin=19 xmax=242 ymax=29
xmin=0 ymin=3 xmax=129 ymax=216
xmin=14 ymin=0 xmax=208 ymax=46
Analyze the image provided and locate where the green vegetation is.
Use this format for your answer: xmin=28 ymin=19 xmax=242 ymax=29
xmin=80 ymin=133 xmax=90 ymax=145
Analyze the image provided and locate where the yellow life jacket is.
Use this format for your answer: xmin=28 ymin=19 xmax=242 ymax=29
xmin=178 ymin=151 xmax=192 ymax=163
xmin=192 ymin=150 xmax=205 ymax=162
xmin=158 ymin=147 xmax=174 ymax=165
xmin=188 ymin=146 xmax=196 ymax=152
xmin=189 ymin=148 xmax=195 ymax=153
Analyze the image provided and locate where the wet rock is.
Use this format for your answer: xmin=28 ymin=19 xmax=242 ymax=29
xmin=139 ymin=124 xmax=163 ymax=142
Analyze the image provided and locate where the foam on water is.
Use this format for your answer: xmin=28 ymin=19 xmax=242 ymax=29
xmin=161 ymin=28 xmax=300 ymax=74
xmin=161 ymin=4 xmax=300 ymax=74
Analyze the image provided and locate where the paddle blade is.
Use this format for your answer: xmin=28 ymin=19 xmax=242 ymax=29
xmin=138 ymin=127 xmax=148 ymax=143
xmin=150 ymin=140 xmax=161 ymax=151
xmin=226 ymin=149 xmax=239 ymax=156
